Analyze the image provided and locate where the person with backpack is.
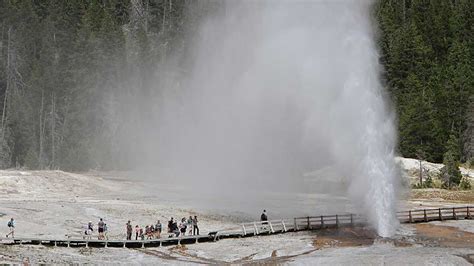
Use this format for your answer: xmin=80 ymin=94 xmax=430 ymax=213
xmin=261 ymin=210 xmax=268 ymax=225
xmin=83 ymin=221 xmax=94 ymax=239
xmin=150 ymin=224 xmax=156 ymax=238
xmin=126 ymin=221 xmax=132 ymax=240
xmin=179 ymin=218 xmax=187 ymax=236
xmin=6 ymin=218 xmax=14 ymax=238
xmin=172 ymin=220 xmax=179 ymax=237
xmin=88 ymin=221 xmax=94 ymax=232
xmin=168 ymin=218 xmax=174 ymax=233
xmin=145 ymin=225 xmax=150 ymax=239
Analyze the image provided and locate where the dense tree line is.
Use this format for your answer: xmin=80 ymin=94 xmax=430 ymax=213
xmin=0 ymin=0 xmax=210 ymax=170
xmin=376 ymin=0 xmax=473 ymax=163
xmin=0 ymin=0 xmax=472 ymax=171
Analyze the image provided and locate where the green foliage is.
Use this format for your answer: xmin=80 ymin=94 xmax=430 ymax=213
xmin=412 ymin=174 xmax=435 ymax=189
xmin=459 ymin=176 xmax=472 ymax=190
xmin=376 ymin=0 xmax=474 ymax=163
xmin=0 ymin=0 xmax=197 ymax=171
xmin=439 ymin=134 xmax=463 ymax=188
xmin=467 ymin=158 xmax=474 ymax=169
xmin=423 ymin=175 xmax=434 ymax=188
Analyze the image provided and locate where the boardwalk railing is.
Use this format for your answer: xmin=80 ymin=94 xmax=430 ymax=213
xmin=292 ymin=213 xmax=367 ymax=231
xmin=1 ymin=206 xmax=472 ymax=248
xmin=397 ymin=206 xmax=472 ymax=223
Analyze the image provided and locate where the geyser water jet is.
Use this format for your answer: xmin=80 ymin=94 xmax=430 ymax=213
xmin=133 ymin=0 xmax=400 ymax=237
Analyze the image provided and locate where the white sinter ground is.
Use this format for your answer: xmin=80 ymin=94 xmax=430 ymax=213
xmin=0 ymin=168 xmax=472 ymax=264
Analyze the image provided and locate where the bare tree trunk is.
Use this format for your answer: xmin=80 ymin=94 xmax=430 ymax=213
xmin=144 ymin=0 xmax=149 ymax=34
xmin=418 ymin=159 xmax=422 ymax=186
xmin=39 ymin=89 xmax=44 ymax=168
xmin=57 ymin=97 xmax=70 ymax=159
xmin=402 ymin=0 xmax=406 ymax=24
xmin=51 ymin=92 xmax=56 ymax=168
xmin=162 ymin=0 xmax=166 ymax=33
xmin=169 ymin=0 xmax=173 ymax=31
xmin=1 ymin=27 xmax=11 ymax=144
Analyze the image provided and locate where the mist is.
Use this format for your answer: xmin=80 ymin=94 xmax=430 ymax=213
xmin=124 ymin=0 xmax=400 ymax=237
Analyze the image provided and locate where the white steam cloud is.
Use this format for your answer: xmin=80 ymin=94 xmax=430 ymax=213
xmin=131 ymin=1 xmax=400 ymax=237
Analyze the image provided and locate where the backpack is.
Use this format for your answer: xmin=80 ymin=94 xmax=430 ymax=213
xmin=7 ymin=221 xmax=12 ymax=227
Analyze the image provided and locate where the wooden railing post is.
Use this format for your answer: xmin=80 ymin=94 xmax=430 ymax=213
xmin=453 ymin=208 xmax=456 ymax=220
xmin=307 ymin=216 xmax=310 ymax=230
xmin=242 ymin=224 xmax=246 ymax=236
xmin=282 ymin=220 xmax=287 ymax=232
xmin=336 ymin=215 xmax=339 ymax=227
xmin=468 ymin=206 xmax=471 ymax=219
xmin=269 ymin=221 xmax=274 ymax=233
xmin=438 ymin=208 xmax=442 ymax=221
xmin=320 ymin=216 xmax=324 ymax=228
xmin=350 ymin=214 xmax=353 ymax=226
xmin=254 ymin=222 xmax=259 ymax=235
xmin=409 ymin=211 xmax=413 ymax=223
xmin=294 ymin=218 xmax=298 ymax=231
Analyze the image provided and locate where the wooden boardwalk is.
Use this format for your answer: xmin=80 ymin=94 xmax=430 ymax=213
xmin=1 ymin=206 xmax=472 ymax=249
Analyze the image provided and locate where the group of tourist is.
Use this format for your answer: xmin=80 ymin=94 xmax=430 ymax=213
xmin=83 ymin=218 xmax=108 ymax=240
xmin=125 ymin=215 xmax=199 ymax=240
xmin=125 ymin=220 xmax=163 ymax=240
xmin=166 ymin=216 xmax=199 ymax=237
xmin=6 ymin=211 xmax=268 ymax=241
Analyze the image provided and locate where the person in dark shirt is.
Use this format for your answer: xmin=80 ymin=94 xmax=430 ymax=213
xmin=261 ymin=210 xmax=268 ymax=225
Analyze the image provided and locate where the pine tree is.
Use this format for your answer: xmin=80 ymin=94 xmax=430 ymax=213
xmin=440 ymin=134 xmax=462 ymax=188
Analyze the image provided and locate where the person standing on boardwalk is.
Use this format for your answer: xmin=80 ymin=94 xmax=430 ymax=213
xmin=98 ymin=218 xmax=105 ymax=240
xmin=6 ymin=218 xmax=14 ymax=238
xmin=261 ymin=210 xmax=268 ymax=225
xmin=126 ymin=221 xmax=132 ymax=240
xmin=187 ymin=216 xmax=194 ymax=235
xmin=168 ymin=218 xmax=174 ymax=233
xmin=135 ymin=225 xmax=140 ymax=240
xmin=103 ymin=223 xmax=108 ymax=240
xmin=193 ymin=216 xmax=199 ymax=235
xmin=145 ymin=225 xmax=150 ymax=239
xmin=155 ymin=220 xmax=162 ymax=238
xmin=179 ymin=218 xmax=187 ymax=236
xmin=87 ymin=221 xmax=94 ymax=237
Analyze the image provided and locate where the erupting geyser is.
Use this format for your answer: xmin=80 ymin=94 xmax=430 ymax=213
xmin=136 ymin=0 xmax=400 ymax=237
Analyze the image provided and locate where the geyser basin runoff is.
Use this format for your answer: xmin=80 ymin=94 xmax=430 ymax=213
xmin=138 ymin=1 xmax=400 ymax=237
